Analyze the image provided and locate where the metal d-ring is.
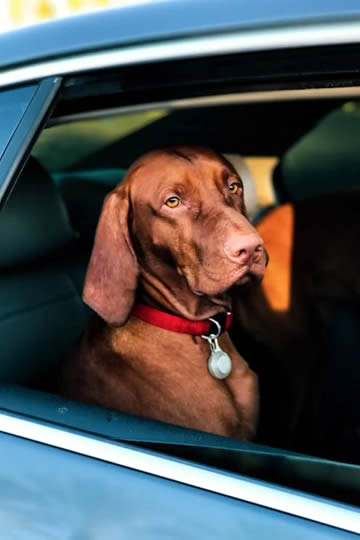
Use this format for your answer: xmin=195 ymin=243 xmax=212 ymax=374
xmin=201 ymin=317 xmax=221 ymax=342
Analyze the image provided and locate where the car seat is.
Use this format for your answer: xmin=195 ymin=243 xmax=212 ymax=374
xmin=252 ymin=106 xmax=360 ymax=461
xmin=274 ymin=105 xmax=360 ymax=203
xmin=0 ymin=157 xmax=89 ymax=387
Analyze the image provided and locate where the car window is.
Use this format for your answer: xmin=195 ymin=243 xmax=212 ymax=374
xmin=0 ymin=85 xmax=37 ymax=160
xmin=3 ymin=86 xmax=360 ymax=520
xmin=0 ymin=78 xmax=61 ymax=205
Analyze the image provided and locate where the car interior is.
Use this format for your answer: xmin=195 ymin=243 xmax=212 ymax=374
xmin=2 ymin=55 xmax=360 ymax=507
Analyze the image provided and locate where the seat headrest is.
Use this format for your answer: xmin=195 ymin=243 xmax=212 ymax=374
xmin=0 ymin=156 xmax=75 ymax=269
xmin=279 ymin=107 xmax=360 ymax=202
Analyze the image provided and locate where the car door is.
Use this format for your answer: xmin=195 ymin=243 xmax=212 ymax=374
xmin=0 ymin=74 xmax=359 ymax=538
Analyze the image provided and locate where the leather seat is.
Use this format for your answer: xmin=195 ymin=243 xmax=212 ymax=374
xmin=251 ymin=111 xmax=360 ymax=462
xmin=274 ymin=106 xmax=360 ymax=203
xmin=55 ymin=169 xmax=127 ymax=248
xmin=0 ymin=157 xmax=89 ymax=387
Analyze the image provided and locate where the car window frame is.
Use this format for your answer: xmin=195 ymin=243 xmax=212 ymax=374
xmin=1 ymin=411 xmax=360 ymax=535
xmin=0 ymin=77 xmax=61 ymax=209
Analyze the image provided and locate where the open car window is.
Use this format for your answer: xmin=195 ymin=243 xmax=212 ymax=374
xmin=1 ymin=54 xmax=360 ymax=535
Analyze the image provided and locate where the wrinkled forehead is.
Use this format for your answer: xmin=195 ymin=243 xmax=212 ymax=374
xmin=123 ymin=148 xmax=240 ymax=194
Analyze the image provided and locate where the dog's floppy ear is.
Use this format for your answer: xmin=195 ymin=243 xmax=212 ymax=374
xmin=83 ymin=189 xmax=138 ymax=326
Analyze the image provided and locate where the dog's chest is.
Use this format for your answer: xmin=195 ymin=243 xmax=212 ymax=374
xmin=106 ymin=323 xmax=259 ymax=439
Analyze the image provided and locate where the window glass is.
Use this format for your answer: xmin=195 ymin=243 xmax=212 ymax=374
xmin=0 ymin=85 xmax=37 ymax=160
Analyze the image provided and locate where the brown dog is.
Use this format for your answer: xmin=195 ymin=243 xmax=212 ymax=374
xmin=61 ymin=146 xmax=267 ymax=440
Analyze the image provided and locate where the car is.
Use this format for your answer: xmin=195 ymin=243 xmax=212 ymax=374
xmin=0 ymin=0 xmax=360 ymax=537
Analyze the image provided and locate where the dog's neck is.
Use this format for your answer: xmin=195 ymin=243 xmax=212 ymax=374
xmin=137 ymin=266 xmax=232 ymax=321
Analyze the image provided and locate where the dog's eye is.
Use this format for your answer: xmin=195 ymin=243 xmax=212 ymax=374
xmin=228 ymin=183 xmax=242 ymax=195
xmin=165 ymin=196 xmax=180 ymax=208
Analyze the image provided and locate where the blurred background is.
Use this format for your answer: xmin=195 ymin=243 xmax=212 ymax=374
xmin=0 ymin=0 xmax=131 ymax=32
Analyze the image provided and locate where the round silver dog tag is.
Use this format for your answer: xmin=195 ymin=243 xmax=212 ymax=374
xmin=202 ymin=317 xmax=233 ymax=380
xmin=208 ymin=349 xmax=232 ymax=380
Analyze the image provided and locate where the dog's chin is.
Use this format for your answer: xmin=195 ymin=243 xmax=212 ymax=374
xmin=235 ymin=269 xmax=265 ymax=285
xmin=188 ymin=266 xmax=262 ymax=297
xmin=232 ymin=268 xmax=265 ymax=291
xmin=234 ymin=274 xmax=252 ymax=286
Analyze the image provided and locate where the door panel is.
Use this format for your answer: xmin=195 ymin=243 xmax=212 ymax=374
xmin=0 ymin=432 xmax=357 ymax=539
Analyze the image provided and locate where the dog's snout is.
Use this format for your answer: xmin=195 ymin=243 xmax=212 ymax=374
xmin=225 ymin=233 xmax=264 ymax=264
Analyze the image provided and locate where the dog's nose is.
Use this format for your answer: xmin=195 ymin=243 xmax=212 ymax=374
xmin=224 ymin=233 xmax=264 ymax=265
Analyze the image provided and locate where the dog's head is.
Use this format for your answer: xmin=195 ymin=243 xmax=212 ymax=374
xmin=83 ymin=146 xmax=268 ymax=325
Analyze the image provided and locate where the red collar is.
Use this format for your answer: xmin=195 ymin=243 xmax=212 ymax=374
xmin=132 ymin=304 xmax=232 ymax=337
